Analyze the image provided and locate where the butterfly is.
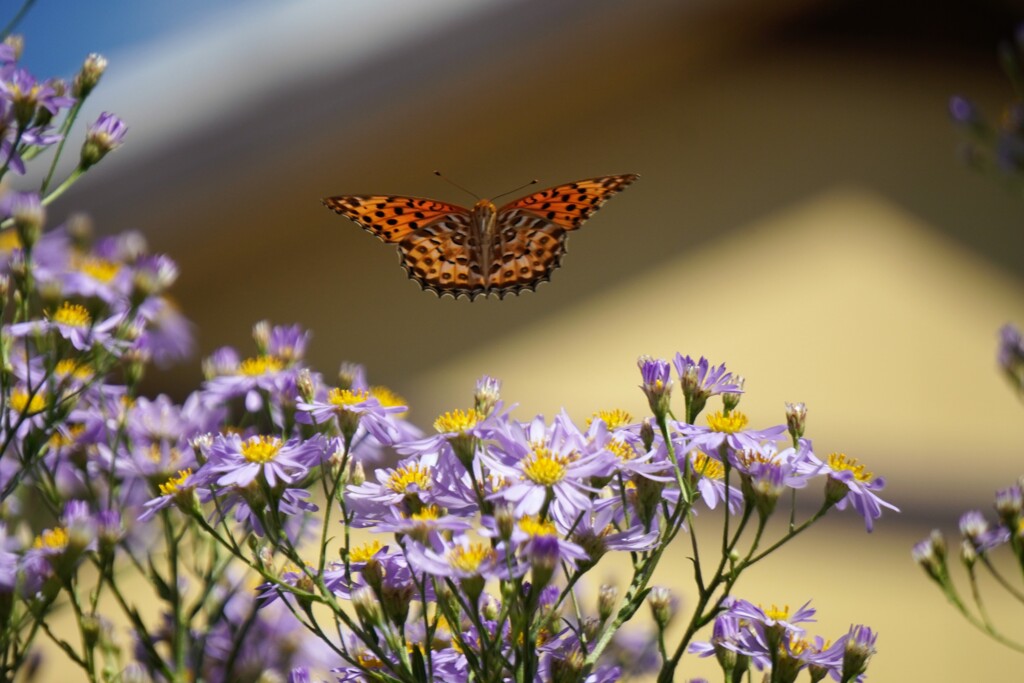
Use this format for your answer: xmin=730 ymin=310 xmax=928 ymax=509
xmin=322 ymin=173 xmax=639 ymax=300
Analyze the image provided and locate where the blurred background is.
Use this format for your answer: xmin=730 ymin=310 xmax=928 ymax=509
xmin=19 ymin=0 xmax=1024 ymax=679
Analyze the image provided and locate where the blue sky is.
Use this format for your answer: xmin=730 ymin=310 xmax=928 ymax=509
xmin=11 ymin=0 xmax=254 ymax=79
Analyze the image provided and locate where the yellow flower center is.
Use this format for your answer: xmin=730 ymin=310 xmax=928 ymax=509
xmin=10 ymin=388 xmax=47 ymax=415
xmin=239 ymin=436 xmax=282 ymax=463
xmin=522 ymin=445 xmax=569 ymax=486
xmin=158 ymin=468 xmax=193 ymax=496
xmin=588 ymin=408 xmax=633 ymax=430
xmin=606 ymin=439 xmax=638 ymax=461
xmin=410 ymin=505 xmax=442 ymax=521
xmin=706 ymin=410 xmax=748 ymax=433
xmin=47 ymin=424 xmax=84 ymax=450
xmin=690 ymin=450 xmax=724 ymax=479
xmin=433 ymin=408 xmax=480 ymax=434
xmin=51 ymin=302 xmax=91 ymax=328
xmin=350 ymin=540 xmax=383 ymax=563
xmin=518 ymin=515 xmax=557 ymax=537
xmin=762 ymin=603 xmax=791 ymax=622
xmin=387 ymin=463 xmax=432 ymax=493
xmin=371 ymin=385 xmax=406 ymax=412
xmin=357 ymin=652 xmax=384 ymax=669
xmin=33 ymin=526 xmax=69 ymax=551
xmin=237 ymin=356 xmax=284 ymax=376
xmin=735 ymin=448 xmax=778 ymax=469
xmin=827 ymin=453 xmax=873 ymax=483
xmin=0 ymin=229 xmax=21 ymax=252
xmin=448 ymin=543 xmax=494 ymax=573
xmin=328 ymin=387 xmax=369 ymax=408
xmin=54 ymin=359 xmax=93 ymax=381
xmin=78 ymin=257 xmax=120 ymax=283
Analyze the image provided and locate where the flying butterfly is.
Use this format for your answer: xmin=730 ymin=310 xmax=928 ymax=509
xmin=322 ymin=173 xmax=639 ymax=300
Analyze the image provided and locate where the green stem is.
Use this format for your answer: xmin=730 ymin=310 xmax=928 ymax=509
xmin=0 ymin=0 xmax=36 ymax=39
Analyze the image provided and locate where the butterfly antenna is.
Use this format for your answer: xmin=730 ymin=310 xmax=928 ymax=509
xmin=491 ymin=178 xmax=539 ymax=202
xmin=433 ymin=170 xmax=479 ymax=201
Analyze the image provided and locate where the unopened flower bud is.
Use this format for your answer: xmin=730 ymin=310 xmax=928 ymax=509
xmin=80 ymin=112 xmax=127 ymax=169
xmin=481 ymin=594 xmax=501 ymax=622
xmin=912 ymin=531 xmax=948 ymax=584
xmin=581 ymin=616 xmax=601 ymax=643
xmin=722 ymin=376 xmax=744 ymax=412
xmin=352 ymin=585 xmax=383 ymax=627
xmin=995 ymin=484 xmax=1023 ymax=527
xmin=549 ymin=649 xmax=585 ymax=683
xmin=297 ymin=369 xmax=316 ymax=403
xmin=73 ymin=53 xmax=108 ymax=99
xmin=4 ymin=35 xmax=23 ymax=61
xmin=3 ymin=192 xmax=44 ymax=249
xmin=381 ymin=581 xmax=414 ymax=627
xmin=252 ymin=320 xmax=271 ymax=354
xmin=121 ymin=663 xmax=154 ymax=683
xmin=349 ymin=460 xmax=365 ymax=486
xmin=638 ymin=356 xmax=673 ymax=420
xmin=494 ymin=505 xmax=515 ymax=541
xmin=528 ymin=535 xmax=560 ymax=589
xmin=597 ymin=584 xmax=617 ymax=622
xmin=474 ymin=375 xmax=501 ymax=415
xmin=66 ymin=213 xmax=93 ymax=248
xmin=785 ymin=402 xmax=807 ymax=441
xmin=81 ymin=614 xmax=101 ymax=649
xmin=337 ymin=362 xmax=361 ymax=390
xmin=648 ymin=586 xmax=676 ymax=630
xmin=639 ymin=418 xmax=655 ymax=451
xmin=960 ymin=538 xmax=978 ymax=567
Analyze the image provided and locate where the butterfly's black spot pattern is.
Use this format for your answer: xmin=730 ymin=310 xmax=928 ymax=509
xmin=408 ymin=222 xmax=419 ymax=230
xmin=414 ymin=212 xmax=425 ymax=219
xmin=386 ymin=218 xmax=398 ymax=225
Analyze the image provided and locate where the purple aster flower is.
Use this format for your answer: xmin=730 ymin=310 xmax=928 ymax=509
xmin=139 ymin=468 xmax=200 ymax=521
xmin=0 ymin=524 xmax=20 ymax=594
xmin=678 ymin=411 xmax=787 ymax=454
xmin=255 ymin=322 xmax=311 ymax=363
xmin=841 ymin=625 xmax=878 ymax=681
xmin=959 ymin=510 xmax=1010 ymax=553
xmin=345 ymin=455 xmax=474 ymax=527
xmin=818 ymin=452 xmax=899 ymax=531
xmin=7 ymin=302 xmax=124 ymax=352
xmin=80 ymin=112 xmax=127 ymax=168
xmin=62 ymin=252 xmax=133 ymax=303
xmin=482 ymin=412 xmax=614 ymax=528
xmin=1 ymin=68 xmax=73 ymax=124
xmin=296 ymin=385 xmax=404 ymax=445
xmin=131 ymin=297 xmax=194 ymax=366
xmin=199 ymin=433 xmax=320 ymax=489
xmin=203 ymin=351 xmax=295 ymax=413
xmin=687 ymin=448 xmax=742 ymax=513
xmin=674 ymin=354 xmax=743 ymax=418
xmin=569 ymin=498 xmax=659 ymax=566
xmin=404 ymin=534 xmax=517 ymax=581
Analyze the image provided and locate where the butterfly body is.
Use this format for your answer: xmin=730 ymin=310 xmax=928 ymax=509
xmin=323 ymin=173 xmax=638 ymax=300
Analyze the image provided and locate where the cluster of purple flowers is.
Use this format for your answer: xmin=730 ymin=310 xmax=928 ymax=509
xmin=0 ymin=31 xmax=893 ymax=683
xmin=690 ymin=599 xmax=877 ymax=683
xmin=122 ymin=343 xmax=888 ymax=682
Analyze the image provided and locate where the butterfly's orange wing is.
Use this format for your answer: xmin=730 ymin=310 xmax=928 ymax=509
xmin=323 ymin=194 xmax=484 ymax=296
xmin=488 ymin=174 xmax=638 ymax=296
xmin=322 ymin=195 xmax=469 ymax=244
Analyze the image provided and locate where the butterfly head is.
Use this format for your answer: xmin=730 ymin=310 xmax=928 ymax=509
xmin=473 ymin=199 xmax=497 ymax=222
